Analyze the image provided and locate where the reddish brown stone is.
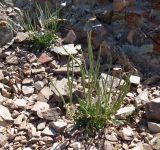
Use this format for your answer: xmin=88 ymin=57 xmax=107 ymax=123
xmin=38 ymin=53 xmax=52 ymax=64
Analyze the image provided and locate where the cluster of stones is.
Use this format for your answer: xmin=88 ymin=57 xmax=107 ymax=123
xmin=0 ymin=0 xmax=159 ymax=149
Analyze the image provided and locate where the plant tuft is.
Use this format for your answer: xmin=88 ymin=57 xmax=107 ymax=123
xmin=19 ymin=2 xmax=61 ymax=51
xmin=49 ymin=32 xmax=130 ymax=136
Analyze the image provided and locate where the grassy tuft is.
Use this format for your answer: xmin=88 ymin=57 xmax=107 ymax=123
xmin=49 ymin=33 xmax=130 ymax=136
xmin=19 ymin=3 xmax=61 ymax=51
xmin=30 ymin=31 xmax=56 ymax=51
xmin=67 ymin=33 xmax=130 ymax=135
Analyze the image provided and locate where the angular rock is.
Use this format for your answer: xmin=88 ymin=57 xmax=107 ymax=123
xmin=145 ymin=97 xmax=160 ymax=121
xmin=129 ymin=75 xmax=140 ymax=85
xmin=64 ymin=30 xmax=77 ymax=44
xmin=34 ymin=81 xmax=44 ymax=91
xmin=42 ymin=126 xmax=56 ymax=136
xmin=152 ymin=90 xmax=160 ymax=97
xmin=0 ymin=133 xmax=9 ymax=147
xmin=22 ymin=78 xmax=34 ymax=85
xmin=37 ymin=121 xmax=46 ymax=130
xmin=51 ymin=141 xmax=69 ymax=150
xmin=37 ymin=86 xmax=53 ymax=102
xmin=37 ymin=107 xmax=60 ymax=121
xmin=14 ymin=135 xmax=27 ymax=143
xmin=143 ymin=144 xmax=152 ymax=150
xmin=105 ymin=132 xmax=118 ymax=142
xmin=116 ymin=106 xmax=135 ymax=119
xmin=51 ymin=44 xmax=78 ymax=56
xmin=14 ymin=98 xmax=27 ymax=108
xmin=14 ymin=114 xmax=25 ymax=125
xmin=126 ymin=92 xmax=135 ymax=98
xmin=49 ymin=119 xmax=67 ymax=132
xmin=130 ymin=142 xmax=144 ymax=150
xmin=31 ymin=101 xmax=49 ymax=113
xmin=119 ymin=126 xmax=134 ymax=141
xmin=1 ymin=88 xmax=11 ymax=98
xmin=15 ymin=32 xmax=29 ymax=42
xmin=26 ymin=53 xmax=37 ymax=63
xmin=135 ymin=90 xmax=149 ymax=106
xmin=42 ymin=135 xmax=53 ymax=142
xmin=22 ymin=86 xmax=34 ymax=95
xmin=28 ymin=123 xmax=37 ymax=137
xmin=12 ymin=110 xmax=20 ymax=118
xmin=103 ymin=141 xmax=113 ymax=150
xmin=31 ymin=67 xmax=45 ymax=74
xmin=50 ymin=78 xmax=69 ymax=101
xmin=122 ymin=143 xmax=128 ymax=149
xmin=151 ymin=133 xmax=160 ymax=150
xmin=19 ymin=120 xmax=27 ymax=130
xmin=38 ymin=53 xmax=52 ymax=64
xmin=148 ymin=122 xmax=160 ymax=134
xmin=100 ymin=73 xmax=125 ymax=89
xmin=0 ymin=63 xmax=4 ymax=69
xmin=49 ymin=60 xmax=59 ymax=69
xmin=0 ymin=105 xmax=13 ymax=122
xmin=2 ymin=98 xmax=14 ymax=109
xmin=6 ymin=55 xmax=18 ymax=65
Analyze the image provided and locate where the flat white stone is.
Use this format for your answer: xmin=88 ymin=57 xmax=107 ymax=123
xmin=14 ymin=114 xmax=25 ymax=125
xmin=116 ymin=106 xmax=135 ymax=118
xmin=14 ymin=98 xmax=27 ymax=108
xmin=49 ymin=119 xmax=67 ymax=132
xmin=22 ymin=86 xmax=34 ymax=95
xmin=0 ymin=105 xmax=13 ymax=121
xmin=151 ymin=97 xmax=160 ymax=103
xmin=51 ymin=44 xmax=77 ymax=56
xmin=130 ymin=75 xmax=140 ymax=85
xmin=31 ymin=101 xmax=49 ymax=112
xmin=37 ymin=86 xmax=53 ymax=101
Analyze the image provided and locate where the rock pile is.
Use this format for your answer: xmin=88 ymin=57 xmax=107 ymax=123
xmin=0 ymin=0 xmax=159 ymax=149
xmin=64 ymin=0 xmax=160 ymax=78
